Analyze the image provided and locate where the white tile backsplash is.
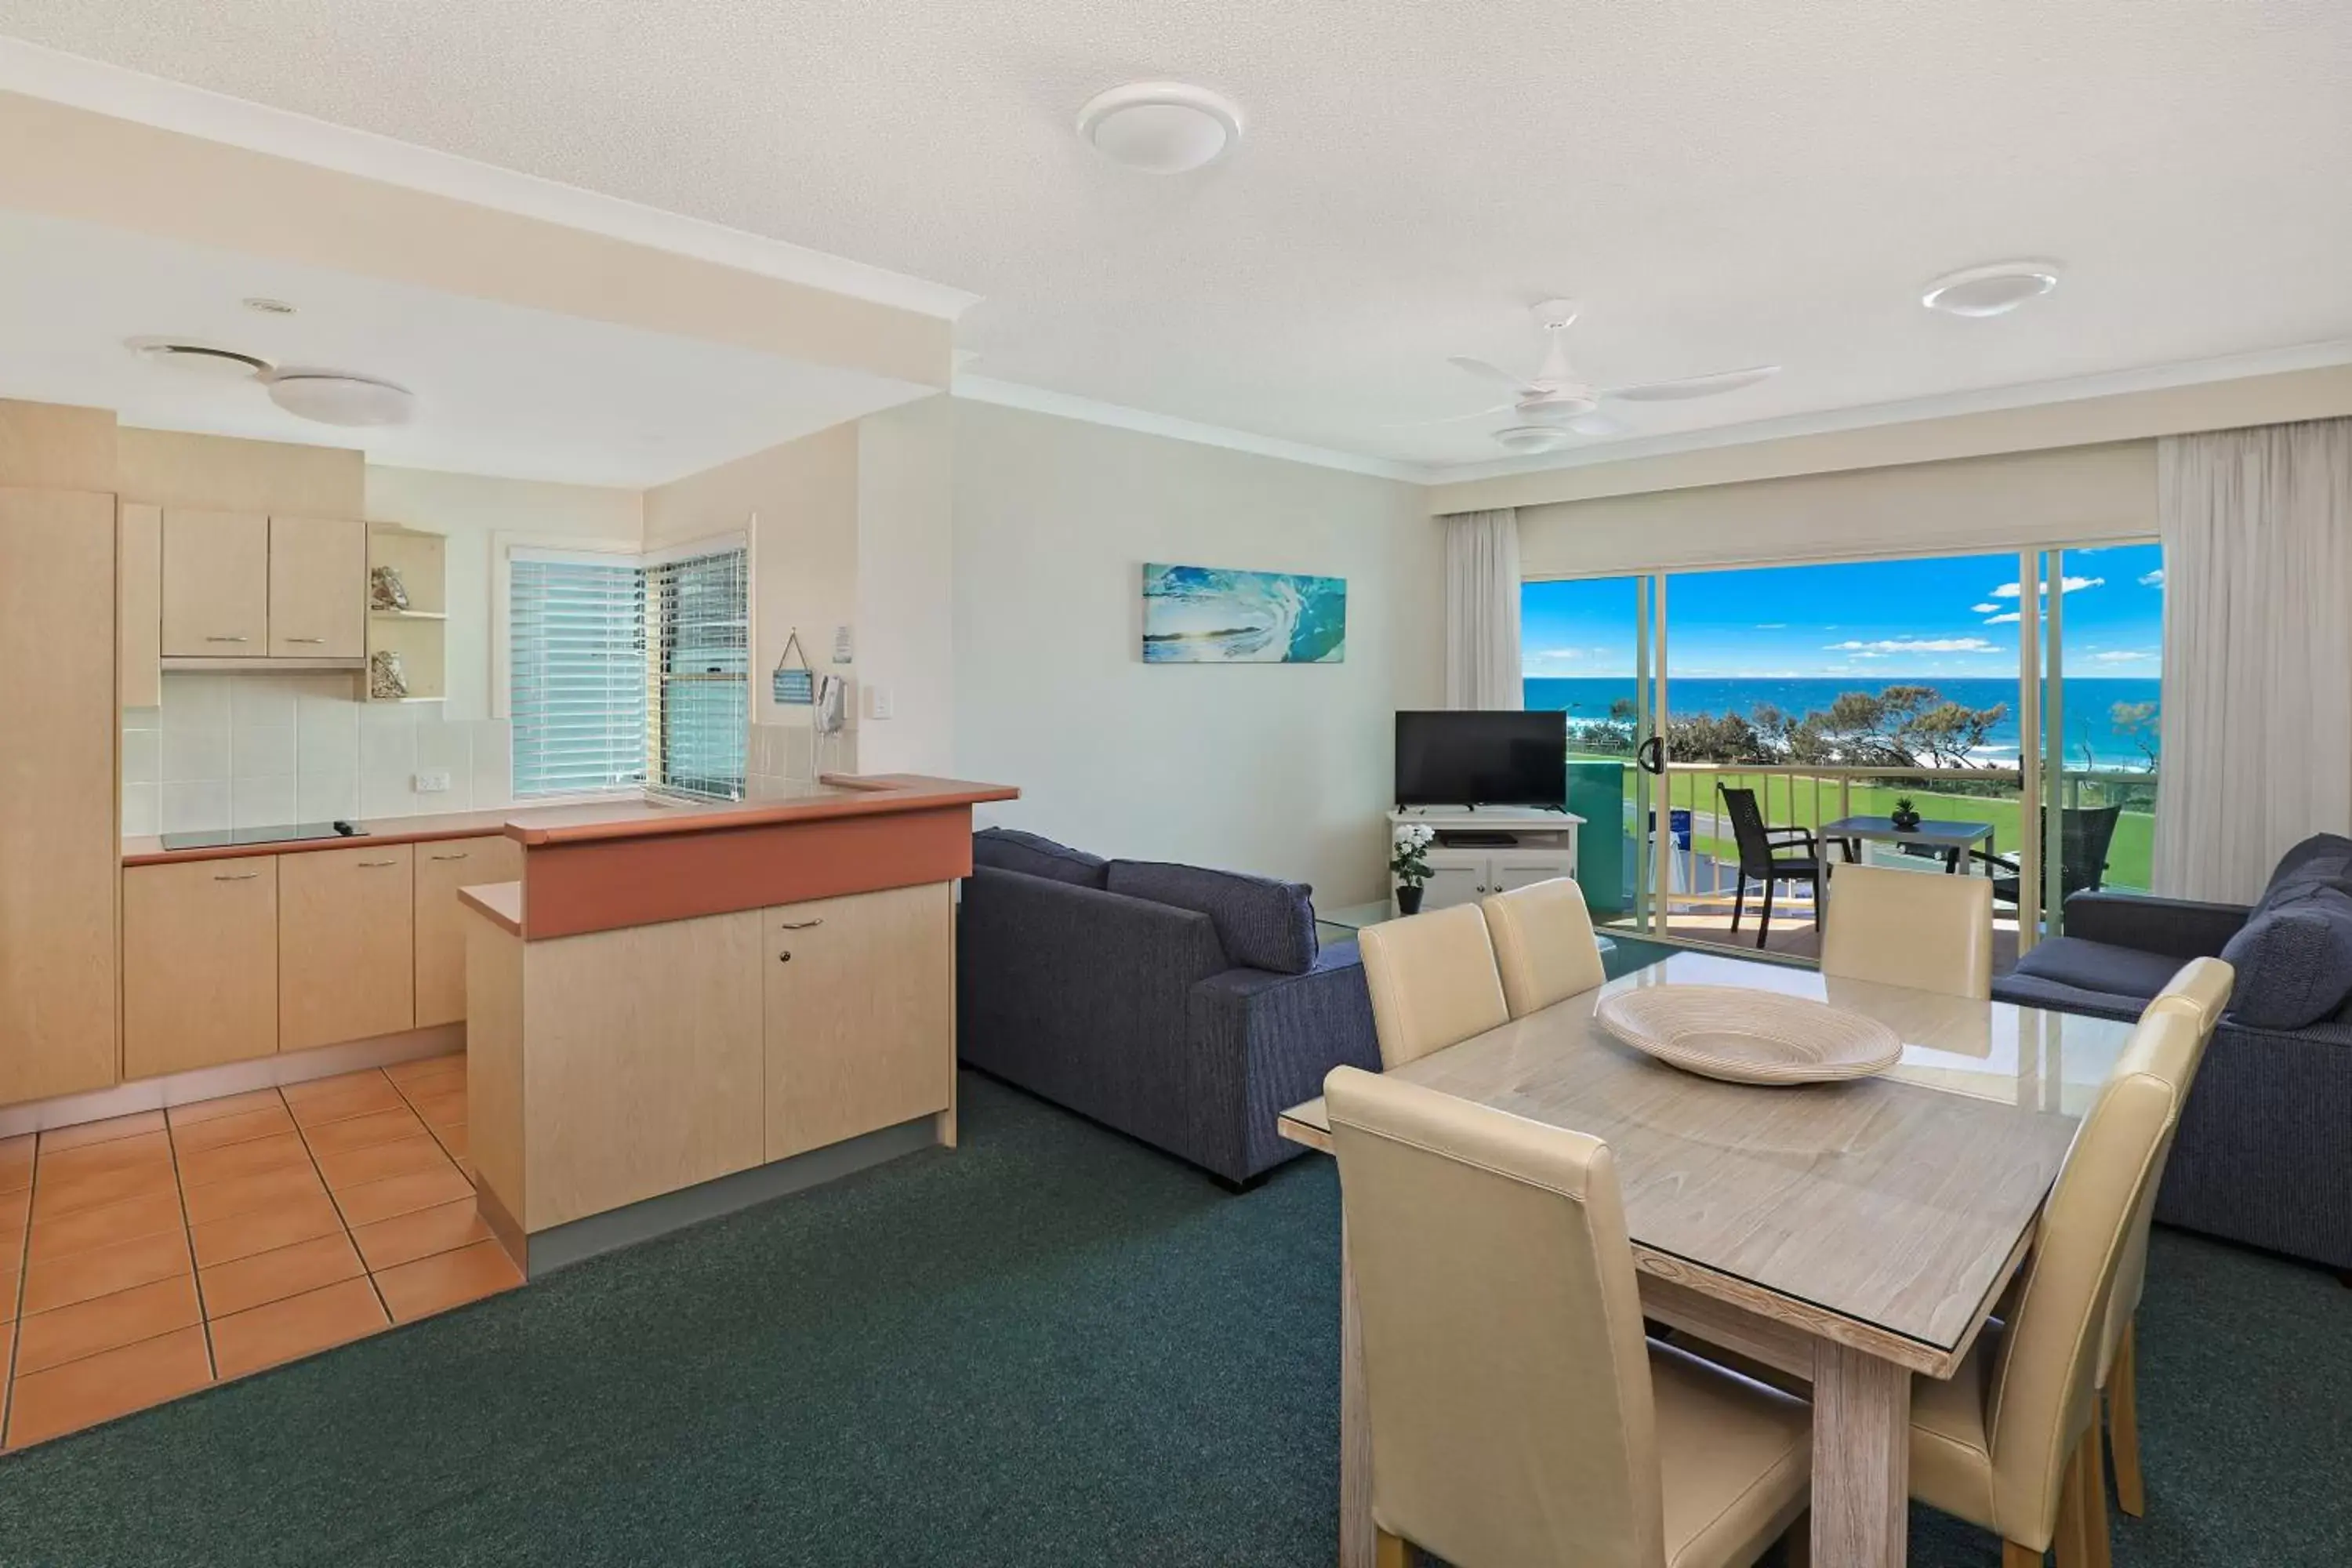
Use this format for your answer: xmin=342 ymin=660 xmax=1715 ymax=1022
xmin=133 ymin=672 xmax=510 ymax=837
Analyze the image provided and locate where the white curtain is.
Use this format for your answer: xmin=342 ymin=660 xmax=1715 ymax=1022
xmin=2152 ymin=417 xmax=2352 ymax=902
xmin=1443 ymin=508 xmax=1523 ymax=710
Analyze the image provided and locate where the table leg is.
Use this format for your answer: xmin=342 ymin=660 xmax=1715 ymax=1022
xmin=1340 ymin=1219 xmax=1374 ymax=1568
xmin=1811 ymin=1340 xmax=1911 ymax=1567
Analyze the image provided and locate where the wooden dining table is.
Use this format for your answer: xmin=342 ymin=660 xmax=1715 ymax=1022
xmin=1278 ymin=947 xmax=2140 ymax=1568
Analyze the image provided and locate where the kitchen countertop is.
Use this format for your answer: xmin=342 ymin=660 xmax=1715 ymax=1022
xmin=122 ymin=774 xmax=1021 ymax=868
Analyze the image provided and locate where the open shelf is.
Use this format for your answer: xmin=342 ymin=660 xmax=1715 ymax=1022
xmin=369 ymin=608 xmax=448 ymax=622
xmin=366 ymin=525 xmax=448 ymax=703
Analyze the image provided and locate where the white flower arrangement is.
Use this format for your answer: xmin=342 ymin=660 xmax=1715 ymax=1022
xmin=1389 ymin=822 xmax=1437 ymax=888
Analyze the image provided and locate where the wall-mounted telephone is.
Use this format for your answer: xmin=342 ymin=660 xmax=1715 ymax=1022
xmin=813 ymin=673 xmax=847 ymax=736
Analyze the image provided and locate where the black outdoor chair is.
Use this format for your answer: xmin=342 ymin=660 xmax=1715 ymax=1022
xmin=1720 ymin=786 xmax=1828 ymax=950
xmin=1972 ymin=804 xmax=2123 ymax=907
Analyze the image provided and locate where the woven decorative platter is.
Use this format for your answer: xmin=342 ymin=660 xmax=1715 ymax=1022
xmin=1594 ymin=985 xmax=1902 ymax=1085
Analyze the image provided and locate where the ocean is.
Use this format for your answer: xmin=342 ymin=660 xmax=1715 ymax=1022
xmin=1523 ymin=676 xmax=2162 ymax=769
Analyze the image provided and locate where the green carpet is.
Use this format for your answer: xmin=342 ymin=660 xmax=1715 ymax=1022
xmin=2 ymin=1011 xmax=2347 ymax=1563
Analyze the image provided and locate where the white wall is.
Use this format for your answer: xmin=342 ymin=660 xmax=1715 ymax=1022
xmin=855 ymin=397 xmax=955 ymax=775
xmin=949 ymin=399 xmax=1439 ymax=904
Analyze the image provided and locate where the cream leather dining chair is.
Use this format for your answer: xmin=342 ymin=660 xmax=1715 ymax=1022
xmin=1481 ymin=878 xmax=1606 ymax=1018
xmin=1817 ymin=863 xmax=1994 ymax=1000
xmin=1905 ymin=1007 xmax=2203 ymax=1568
xmin=2097 ymin=956 xmax=2232 ymax=1521
xmin=1325 ymin=1066 xmax=1811 ymax=1568
xmin=1357 ymin=904 xmax=1509 ymax=1068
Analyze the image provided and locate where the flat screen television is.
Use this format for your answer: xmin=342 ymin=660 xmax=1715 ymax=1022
xmin=1394 ymin=710 xmax=1568 ymax=808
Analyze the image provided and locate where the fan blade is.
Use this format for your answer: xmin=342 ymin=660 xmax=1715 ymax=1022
xmin=1565 ymin=412 xmax=1628 ymax=437
xmin=1381 ymin=402 xmax=1516 ymax=430
xmin=1448 ymin=356 xmax=1538 ymax=393
xmin=1603 ymin=365 xmax=1780 ymax=402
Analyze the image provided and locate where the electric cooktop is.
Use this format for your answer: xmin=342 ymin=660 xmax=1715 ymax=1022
xmin=158 ymin=820 xmax=368 ymax=851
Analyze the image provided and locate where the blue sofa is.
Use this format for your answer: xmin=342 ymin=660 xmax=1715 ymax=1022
xmin=955 ymin=829 xmax=1381 ymax=1185
xmin=1994 ymin=833 xmax=2352 ymax=1274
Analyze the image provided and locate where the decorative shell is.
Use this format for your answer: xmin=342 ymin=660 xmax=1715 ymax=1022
xmin=1595 ymin=985 xmax=1902 ymax=1085
xmin=369 ymin=648 xmax=408 ymax=701
xmin=369 ymin=564 xmax=410 ymax=611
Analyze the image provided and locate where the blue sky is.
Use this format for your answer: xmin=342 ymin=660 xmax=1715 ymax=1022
xmin=1522 ymin=543 xmax=2165 ymax=681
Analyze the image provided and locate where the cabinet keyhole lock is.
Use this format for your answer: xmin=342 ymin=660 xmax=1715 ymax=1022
xmin=778 ymin=951 xmax=793 ymax=963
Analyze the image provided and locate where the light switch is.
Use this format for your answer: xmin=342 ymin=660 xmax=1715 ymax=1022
xmin=866 ymin=684 xmax=894 ymax=721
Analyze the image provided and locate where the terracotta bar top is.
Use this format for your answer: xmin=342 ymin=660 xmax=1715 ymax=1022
xmin=123 ymin=774 xmax=1019 ymax=868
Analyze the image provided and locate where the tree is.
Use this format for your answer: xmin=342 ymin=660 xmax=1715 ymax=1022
xmin=1573 ymin=683 xmax=2010 ymax=772
xmin=2110 ymin=700 xmax=2160 ymax=769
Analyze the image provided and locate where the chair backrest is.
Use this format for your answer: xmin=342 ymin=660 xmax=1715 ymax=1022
xmin=1717 ymin=787 xmax=1776 ymax=877
xmin=2096 ymin=956 xmax=2234 ymax=1379
xmin=1481 ymin=878 xmax=1606 ymax=1018
xmin=1358 ymin=904 xmax=1510 ymax=1067
xmin=2058 ymin=806 xmax=2124 ymax=895
xmin=1984 ymin=1008 xmax=2202 ymax=1548
xmin=1327 ymin=1065 xmax=1664 ymax=1568
xmin=1817 ymin=863 xmax=1994 ymax=1000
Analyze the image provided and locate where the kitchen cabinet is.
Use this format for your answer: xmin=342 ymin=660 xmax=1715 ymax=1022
xmin=761 ymin=882 xmax=953 ymax=1160
xmin=413 ymin=833 xmax=524 ymax=1028
xmin=0 ymin=488 xmax=120 ymax=1105
xmin=122 ymin=857 xmax=278 ymax=1080
xmin=267 ymin=515 xmax=366 ymax=658
xmin=119 ymin=502 xmax=162 ymax=708
xmin=279 ymin=843 xmax=416 ymax=1051
xmin=161 ymin=508 xmax=269 ymax=657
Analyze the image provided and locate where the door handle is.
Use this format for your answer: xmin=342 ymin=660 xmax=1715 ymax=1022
xmin=205 ymin=635 xmax=251 ymax=644
xmin=778 ymin=919 xmax=823 ymax=931
xmin=357 ymin=859 xmax=400 ymax=868
xmin=285 ymin=637 xmax=325 ymax=644
xmin=212 ymin=871 xmax=260 ymax=881
xmin=429 ymin=852 xmax=470 ymax=862
xmin=1636 ymin=735 xmax=1664 ymax=775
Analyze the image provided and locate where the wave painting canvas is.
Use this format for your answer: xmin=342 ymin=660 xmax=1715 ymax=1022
xmin=1142 ymin=563 xmax=1347 ymax=663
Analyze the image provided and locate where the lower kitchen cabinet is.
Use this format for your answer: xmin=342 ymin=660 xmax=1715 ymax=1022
xmin=762 ymin=882 xmax=954 ymax=1160
xmin=280 ymin=844 xmax=416 ymax=1051
xmin=413 ymin=834 xmax=524 ymax=1028
xmin=122 ymin=857 xmax=279 ymax=1079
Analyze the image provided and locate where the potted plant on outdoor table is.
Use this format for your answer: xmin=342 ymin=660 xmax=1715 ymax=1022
xmin=1890 ymin=795 xmax=1923 ymax=832
xmin=1390 ymin=823 xmax=1436 ymax=915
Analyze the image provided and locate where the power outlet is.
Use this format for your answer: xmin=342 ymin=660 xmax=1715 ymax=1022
xmin=414 ymin=770 xmax=452 ymax=794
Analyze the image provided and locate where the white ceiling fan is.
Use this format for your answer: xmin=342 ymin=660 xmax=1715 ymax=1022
xmin=1412 ymin=299 xmax=1779 ymax=451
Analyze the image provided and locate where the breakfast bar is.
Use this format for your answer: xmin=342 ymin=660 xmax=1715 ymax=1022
xmin=457 ymin=773 xmax=1018 ymax=1273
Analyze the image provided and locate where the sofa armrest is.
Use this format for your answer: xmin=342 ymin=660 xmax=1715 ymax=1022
xmin=2060 ymin=890 xmax=2250 ymax=960
xmin=1185 ymin=944 xmax=1381 ymax=1183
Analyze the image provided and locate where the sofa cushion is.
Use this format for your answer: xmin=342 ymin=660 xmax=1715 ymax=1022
xmin=2259 ymin=834 xmax=2352 ymax=908
xmin=971 ymin=828 xmax=1108 ymax=888
xmin=2220 ymin=886 xmax=2352 ymax=1029
xmin=1105 ymin=859 xmax=1319 ymax=975
xmin=2010 ymin=936 xmax=2187 ymax=1003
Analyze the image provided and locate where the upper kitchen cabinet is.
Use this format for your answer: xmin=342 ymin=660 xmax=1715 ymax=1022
xmin=158 ymin=509 xmax=366 ymax=665
xmin=269 ymin=515 xmax=366 ymax=657
xmin=161 ymin=507 xmax=269 ymax=656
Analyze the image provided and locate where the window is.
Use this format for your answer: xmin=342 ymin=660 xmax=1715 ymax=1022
xmin=508 ymin=540 xmax=747 ymax=801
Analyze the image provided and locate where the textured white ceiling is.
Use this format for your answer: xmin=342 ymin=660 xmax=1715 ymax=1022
xmin=4 ymin=1 xmax=2348 ymax=470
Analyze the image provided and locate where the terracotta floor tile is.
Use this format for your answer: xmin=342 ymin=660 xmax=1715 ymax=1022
xmin=403 ymin=1086 xmax=468 ymax=1127
xmin=299 ymin=1108 xmax=426 ymax=1159
xmin=5 ymin=1324 xmax=212 ymax=1448
xmin=372 ymin=1240 xmax=522 ymax=1324
xmin=189 ymin=1190 xmax=343 ymax=1269
xmin=35 ymin=1130 xmax=176 ymax=1186
xmin=1 ymin=1261 xmax=18 ymax=1323
xmin=280 ymin=1069 xmax=390 ymax=1106
xmin=386 ymin=1054 xmax=465 ymax=1087
xmin=332 ymin=1163 xmax=474 ymax=1229
xmin=13 ymin=1273 xmax=203 ymax=1376
xmin=25 ymin=1189 xmax=184 ymax=1264
xmin=179 ymin=1163 xmax=327 ymax=1228
xmin=0 ymin=1132 xmax=32 ymax=1193
xmin=283 ymin=1073 xmax=404 ymax=1125
xmin=208 ymin=1276 xmax=387 ymax=1381
xmin=30 ymin=1157 xmax=180 ymax=1223
xmin=314 ymin=1133 xmax=452 ymax=1192
xmin=166 ymin=1087 xmax=287 ymax=1127
xmin=35 ymin=1111 xmax=167 ymax=1156
xmin=349 ymin=1197 xmax=493 ymax=1272
xmin=21 ymin=1229 xmax=191 ymax=1316
xmin=169 ymin=1102 xmax=297 ymax=1156
xmin=177 ymin=1131 xmax=313 ymax=1191
xmin=1 ymin=1182 xmax=28 ymax=1247
xmin=199 ymin=1232 xmax=365 ymax=1319
xmin=432 ymin=1123 xmax=470 ymax=1161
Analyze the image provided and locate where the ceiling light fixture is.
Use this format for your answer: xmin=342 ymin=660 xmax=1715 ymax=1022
xmin=128 ymin=337 xmax=271 ymax=380
xmin=1921 ymin=260 xmax=2062 ymax=318
xmin=1493 ymin=425 xmax=1575 ymax=454
xmin=267 ymin=371 xmax=416 ymax=428
xmin=1076 ymin=82 xmax=1243 ymax=173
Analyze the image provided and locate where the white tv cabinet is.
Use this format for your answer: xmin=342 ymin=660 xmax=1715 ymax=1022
xmin=1388 ymin=806 xmax=1583 ymax=914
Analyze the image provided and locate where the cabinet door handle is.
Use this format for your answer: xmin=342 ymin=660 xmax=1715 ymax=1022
xmin=357 ymin=859 xmax=400 ymax=868
xmin=285 ymin=636 xmax=325 ymax=644
xmin=205 ymin=635 xmax=251 ymax=644
xmin=212 ymin=871 xmax=260 ymax=882
xmin=778 ymin=919 xmax=823 ymax=931
xmin=429 ymin=852 xmax=470 ymax=862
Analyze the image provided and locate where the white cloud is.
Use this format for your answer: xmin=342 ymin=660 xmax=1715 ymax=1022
xmin=1983 ymin=612 xmax=2023 ymax=625
xmin=1823 ymin=637 xmax=2002 ymax=654
xmin=1754 ymin=622 xmax=1787 ymax=630
xmin=2091 ymin=648 xmax=2156 ymax=663
xmin=2139 ymin=568 xmax=2165 ymax=587
xmin=1530 ymin=648 xmax=1584 ymax=660
xmin=1971 ymin=603 xmax=2002 ymax=614
xmin=1990 ymin=576 xmax=2104 ymax=599
xmin=1851 ymin=650 xmax=1888 ymax=659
